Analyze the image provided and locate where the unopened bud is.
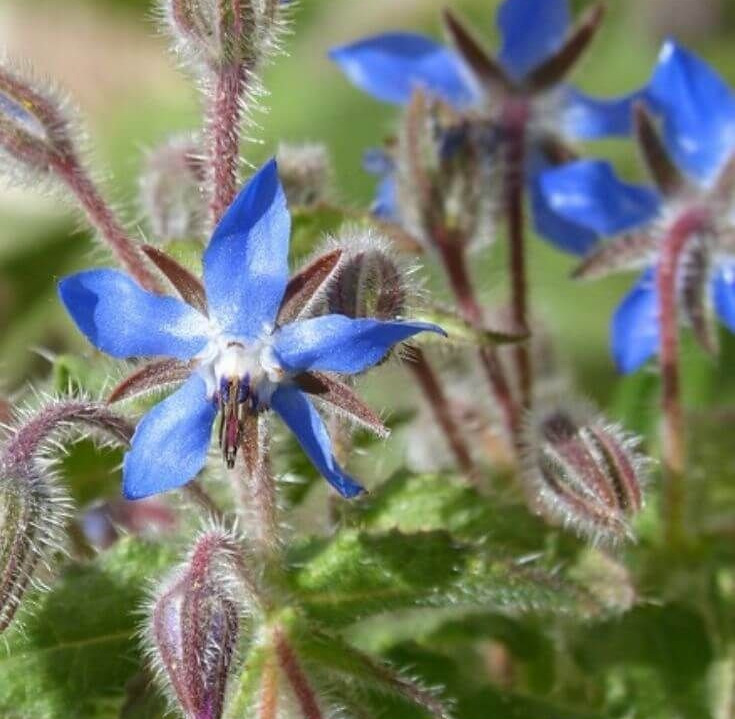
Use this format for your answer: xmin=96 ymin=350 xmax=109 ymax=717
xmin=521 ymin=402 xmax=647 ymax=544
xmin=163 ymin=0 xmax=284 ymax=73
xmin=326 ymin=231 xmax=412 ymax=322
xmin=395 ymin=90 xmax=497 ymax=251
xmin=0 ymin=466 xmax=71 ymax=632
xmin=276 ymin=142 xmax=333 ymax=207
xmin=149 ymin=530 xmax=248 ymax=719
xmin=0 ymin=60 xmax=76 ymax=184
xmin=140 ymin=135 xmax=206 ymax=242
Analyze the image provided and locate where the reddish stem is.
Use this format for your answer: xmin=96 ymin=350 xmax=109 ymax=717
xmin=52 ymin=155 xmax=162 ymax=292
xmin=657 ymin=207 xmax=708 ymax=546
xmin=502 ymin=97 xmax=532 ymax=410
xmin=274 ymin=630 xmax=323 ymax=719
xmin=434 ymin=232 xmax=521 ymax=448
xmin=208 ymin=64 xmax=247 ymax=226
xmin=406 ymin=348 xmax=476 ymax=478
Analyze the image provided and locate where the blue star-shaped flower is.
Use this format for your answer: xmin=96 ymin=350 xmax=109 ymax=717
xmin=330 ymin=0 xmax=642 ymax=255
xmin=59 ymin=159 xmax=443 ymax=500
xmin=536 ymin=40 xmax=735 ymax=374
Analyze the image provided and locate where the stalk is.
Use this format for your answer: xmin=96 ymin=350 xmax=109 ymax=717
xmin=501 ymin=97 xmax=532 ymax=410
xmin=406 ymin=348 xmax=476 ymax=478
xmin=657 ymin=208 xmax=707 ymax=547
xmin=434 ymin=231 xmax=521 ymax=449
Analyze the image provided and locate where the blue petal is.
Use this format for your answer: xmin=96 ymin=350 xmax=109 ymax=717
xmin=611 ymin=270 xmax=660 ymax=374
xmin=204 ymin=158 xmax=290 ymax=340
xmin=713 ymin=262 xmax=735 ymax=333
xmin=123 ymin=374 xmax=217 ymax=499
xmin=536 ymin=160 xmax=661 ymax=236
xmin=497 ymin=0 xmax=570 ymax=80
xmin=529 ymin=172 xmax=599 ymax=255
xmin=271 ymin=386 xmax=364 ymax=498
xmin=329 ymin=33 xmax=477 ymax=108
xmin=272 ymin=316 xmax=445 ymax=374
xmin=372 ymin=173 xmax=399 ymax=221
xmin=645 ymin=39 xmax=735 ymax=183
xmin=58 ymin=269 xmax=210 ymax=360
xmin=561 ymin=86 xmax=641 ymax=140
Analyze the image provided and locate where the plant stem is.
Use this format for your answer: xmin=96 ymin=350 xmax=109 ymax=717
xmin=274 ymin=629 xmax=324 ymax=719
xmin=52 ymin=155 xmax=161 ymax=292
xmin=240 ymin=415 xmax=279 ymax=555
xmin=502 ymin=98 xmax=532 ymax=410
xmin=434 ymin=232 xmax=521 ymax=449
xmin=208 ymin=63 xmax=247 ymax=225
xmin=657 ymin=208 xmax=706 ymax=547
xmin=406 ymin=348 xmax=477 ymax=478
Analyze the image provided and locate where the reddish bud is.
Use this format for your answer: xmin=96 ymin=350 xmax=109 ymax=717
xmin=148 ymin=530 xmax=253 ymax=719
xmin=521 ymin=402 xmax=648 ymax=544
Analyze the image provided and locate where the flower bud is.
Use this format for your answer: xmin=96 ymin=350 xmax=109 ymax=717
xmin=0 ymin=60 xmax=76 ymax=185
xmin=276 ymin=142 xmax=333 ymax=208
xmin=140 ymin=135 xmax=207 ymax=242
xmin=394 ymin=90 xmax=497 ymax=251
xmin=521 ymin=402 xmax=647 ymax=544
xmin=162 ymin=0 xmax=285 ymax=73
xmin=0 ymin=466 xmax=71 ymax=632
xmin=148 ymin=531 xmax=247 ymax=719
xmin=325 ymin=231 xmax=413 ymax=322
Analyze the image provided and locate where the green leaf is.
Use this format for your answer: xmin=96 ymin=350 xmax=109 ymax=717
xmin=0 ymin=537 xmax=175 ymax=719
xmin=59 ymin=439 xmax=123 ymax=506
xmin=289 ymin=529 xmax=469 ymax=624
xmin=348 ymin=471 xmax=548 ymax=551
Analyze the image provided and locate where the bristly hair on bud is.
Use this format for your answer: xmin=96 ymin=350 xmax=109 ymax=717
xmin=276 ymin=142 xmax=333 ymax=208
xmin=520 ymin=399 xmax=649 ymax=545
xmin=323 ymin=228 xmax=421 ymax=324
xmin=144 ymin=527 xmax=255 ymax=719
xmin=394 ymin=90 xmax=498 ymax=253
xmin=139 ymin=134 xmax=207 ymax=243
xmin=0 ymin=397 xmax=135 ymax=632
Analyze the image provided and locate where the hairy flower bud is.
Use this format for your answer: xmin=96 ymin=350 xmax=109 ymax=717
xmin=162 ymin=0 xmax=285 ymax=73
xmin=0 ymin=399 xmax=134 ymax=631
xmin=140 ymin=135 xmax=206 ymax=242
xmin=276 ymin=142 xmax=333 ymax=208
xmin=148 ymin=530 xmax=250 ymax=719
xmin=0 ymin=466 xmax=71 ymax=632
xmin=395 ymin=90 xmax=497 ymax=251
xmin=326 ymin=231 xmax=414 ymax=322
xmin=0 ymin=60 xmax=76 ymax=185
xmin=521 ymin=402 xmax=647 ymax=544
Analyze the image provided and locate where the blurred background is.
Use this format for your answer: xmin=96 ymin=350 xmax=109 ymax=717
xmin=0 ymin=0 xmax=734 ymax=400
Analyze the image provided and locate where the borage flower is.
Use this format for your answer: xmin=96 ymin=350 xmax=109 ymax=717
xmin=59 ymin=159 xmax=443 ymax=499
xmin=537 ymin=41 xmax=735 ymax=372
xmin=331 ymin=0 xmax=639 ymax=254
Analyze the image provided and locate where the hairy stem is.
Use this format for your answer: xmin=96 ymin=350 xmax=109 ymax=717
xmin=657 ymin=208 xmax=707 ymax=547
xmin=240 ymin=415 xmax=279 ymax=555
xmin=51 ymin=155 xmax=161 ymax=292
xmin=406 ymin=348 xmax=477 ymax=478
xmin=274 ymin=630 xmax=323 ymax=719
xmin=208 ymin=64 xmax=248 ymax=225
xmin=502 ymin=98 xmax=532 ymax=410
xmin=3 ymin=400 xmax=134 ymax=470
xmin=434 ymin=231 xmax=521 ymax=450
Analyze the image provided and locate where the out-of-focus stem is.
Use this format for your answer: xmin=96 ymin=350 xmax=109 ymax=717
xmin=406 ymin=348 xmax=476 ymax=478
xmin=657 ymin=208 xmax=707 ymax=547
xmin=208 ymin=64 xmax=248 ymax=225
xmin=502 ymin=98 xmax=532 ymax=410
xmin=274 ymin=629 xmax=324 ymax=719
xmin=434 ymin=231 xmax=521 ymax=449
xmin=52 ymin=155 xmax=161 ymax=292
